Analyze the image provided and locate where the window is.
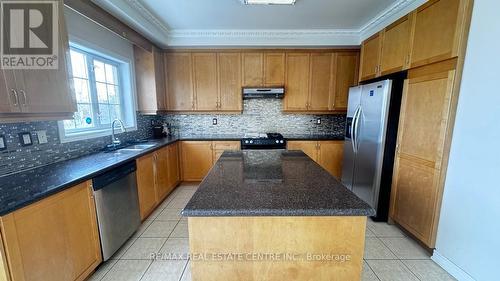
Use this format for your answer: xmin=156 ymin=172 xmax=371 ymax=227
xmin=59 ymin=44 xmax=136 ymax=142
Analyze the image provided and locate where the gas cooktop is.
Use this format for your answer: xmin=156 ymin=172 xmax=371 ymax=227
xmin=241 ymin=133 xmax=286 ymax=150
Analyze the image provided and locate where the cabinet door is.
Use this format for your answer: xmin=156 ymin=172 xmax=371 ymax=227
xmin=333 ymin=52 xmax=359 ymax=111
xmin=166 ymin=53 xmax=194 ymax=111
xmin=317 ymin=141 xmax=344 ymax=178
xmin=242 ymin=53 xmax=263 ymax=87
xmin=284 ymin=53 xmax=310 ymax=111
xmin=153 ymin=47 xmax=167 ymax=111
xmin=193 ymin=53 xmax=219 ymax=111
xmin=181 ymin=141 xmax=214 ymax=181
xmin=218 ymin=53 xmax=242 ymax=111
xmin=410 ymin=0 xmax=466 ymax=68
xmin=212 ymin=141 xmax=240 ymax=163
xmin=155 ymin=147 xmax=170 ymax=201
xmin=134 ymin=46 xmax=166 ymax=113
xmin=390 ymin=69 xmax=455 ymax=247
xmin=264 ymin=53 xmax=285 ymax=86
xmin=309 ymin=53 xmax=334 ymax=111
xmin=287 ymin=141 xmax=318 ymax=161
xmin=359 ymin=33 xmax=382 ymax=81
xmin=380 ymin=15 xmax=413 ymax=75
xmin=19 ymin=4 xmax=76 ymax=114
xmin=136 ymin=153 xmax=157 ymax=220
xmin=167 ymin=143 xmax=180 ymax=191
xmin=0 ymin=71 xmax=20 ymax=113
xmin=0 ymin=181 xmax=101 ymax=281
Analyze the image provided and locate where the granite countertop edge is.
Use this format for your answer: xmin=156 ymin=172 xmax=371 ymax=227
xmin=182 ymin=208 xmax=376 ymax=217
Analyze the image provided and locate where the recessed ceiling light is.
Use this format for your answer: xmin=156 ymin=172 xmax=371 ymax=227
xmin=244 ymin=0 xmax=296 ymax=5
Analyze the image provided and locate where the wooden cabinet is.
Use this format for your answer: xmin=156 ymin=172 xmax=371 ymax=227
xmin=264 ymin=53 xmax=285 ymax=86
xmin=165 ymin=53 xmax=194 ymax=111
xmin=390 ymin=65 xmax=457 ymax=248
xmin=181 ymin=141 xmax=214 ymax=181
xmin=167 ymin=142 xmax=181 ymax=190
xmin=380 ymin=15 xmax=413 ymax=75
xmin=136 ymin=153 xmax=157 ymax=220
xmin=284 ymin=51 xmax=359 ymax=113
xmin=134 ymin=46 xmax=166 ymax=114
xmin=333 ymin=52 xmax=360 ymax=111
xmin=409 ymin=0 xmax=469 ymax=68
xmin=284 ymin=53 xmax=310 ymax=111
xmin=193 ymin=53 xmax=219 ymax=111
xmin=180 ymin=141 xmax=241 ymax=181
xmin=309 ymin=53 xmax=334 ymax=111
xmin=0 ymin=181 xmax=101 ymax=281
xmin=359 ymin=33 xmax=382 ymax=81
xmin=212 ymin=141 xmax=240 ymax=162
xmin=137 ymin=144 xmax=180 ymax=220
xmin=242 ymin=53 xmax=264 ymax=87
xmin=287 ymin=140 xmax=344 ymax=178
xmin=317 ymin=141 xmax=344 ymax=179
xmin=218 ymin=53 xmax=242 ymax=111
xmin=0 ymin=0 xmax=76 ymax=121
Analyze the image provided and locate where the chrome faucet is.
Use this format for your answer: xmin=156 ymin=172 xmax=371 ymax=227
xmin=111 ymin=119 xmax=126 ymax=147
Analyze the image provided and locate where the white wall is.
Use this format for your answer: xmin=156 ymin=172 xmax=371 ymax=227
xmin=432 ymin=1 xmax=500 ymax=280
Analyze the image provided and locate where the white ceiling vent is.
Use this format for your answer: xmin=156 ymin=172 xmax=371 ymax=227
xmin=242 ymin=0 xmax=296 ymax=5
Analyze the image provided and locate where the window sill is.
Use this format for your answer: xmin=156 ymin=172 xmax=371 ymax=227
xmin=58 ymin=123 xmax=137 ymax=143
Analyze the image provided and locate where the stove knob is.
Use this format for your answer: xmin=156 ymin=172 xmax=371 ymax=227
xmin=244 ymin=140 xmax=249 ymax=144
xmin=275 ymin=140 xmax=279 ymax=144
xmin=250 ymin=140 xmax=253 ymax=144
xmin=280 ymin=140 xmax=284 ymax=143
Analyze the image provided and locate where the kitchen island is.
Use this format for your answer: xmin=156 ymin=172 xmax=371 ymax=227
xmin=182 ymin=150 xmax=375 ymax=281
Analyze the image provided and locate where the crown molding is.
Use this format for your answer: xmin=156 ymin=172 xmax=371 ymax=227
xmin=93 ymin=0 xmax=425 ymax=47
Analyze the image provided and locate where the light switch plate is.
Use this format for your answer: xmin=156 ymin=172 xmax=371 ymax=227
xmin=316 ymin=118 xmax=321 ymax=125
xmin=212 ymin=118 xmax=218 ymax=125
xmin=0 ymin=135 xmax=6 ymax=150
xmin=19 ymin=132 xmax=33 ymax=146
xmin=36 ymin=130 xmax=48 ymax=144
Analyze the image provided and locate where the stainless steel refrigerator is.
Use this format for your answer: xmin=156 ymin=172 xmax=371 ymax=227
xmin=341 ymin=79 xmax=402 ymax=221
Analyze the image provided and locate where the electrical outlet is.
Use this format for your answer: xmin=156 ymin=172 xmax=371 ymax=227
xmin=316 ymin=118 xmax=321 ymax=125
xmin=36 ymin=130 xmax=48 ymax=144
xmin=0 ymin=135 xmax=6 ymax=150
xmin=212 ymin=118 xmax=218 ymax=125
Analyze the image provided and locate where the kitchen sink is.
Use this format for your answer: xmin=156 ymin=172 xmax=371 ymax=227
xmin=117 ymin=144 xmax=156 ymax=152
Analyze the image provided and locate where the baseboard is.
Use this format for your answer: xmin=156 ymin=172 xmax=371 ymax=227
xmin=432 ymin=250 xmax=476 ymax=281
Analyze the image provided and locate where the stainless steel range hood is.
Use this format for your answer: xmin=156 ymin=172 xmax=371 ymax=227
xmin=243 ymin=87 xmax=285 ymax=99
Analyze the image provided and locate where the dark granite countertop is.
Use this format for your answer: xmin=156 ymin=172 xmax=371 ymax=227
xmin=283 ymin=134 xmax=345 ymax=141
xmin=182 ymin=150 xmax=374 ymax=217
xmin=0 ymin=134 xmax=345 ymax=216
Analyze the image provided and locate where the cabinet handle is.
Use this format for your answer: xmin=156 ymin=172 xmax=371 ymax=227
xmin=10 ymin=89 xmax=19 ymax=106
xmin=19 ymin=90 xmax=27 ymax=106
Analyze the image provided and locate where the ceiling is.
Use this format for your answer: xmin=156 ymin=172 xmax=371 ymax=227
xmin=91 ymin=0 xmax=426 ymax=47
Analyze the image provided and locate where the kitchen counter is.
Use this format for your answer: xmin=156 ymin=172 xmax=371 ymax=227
xmin=0 ymin=134 xmax=345 ymax=216
xmin=182 ymin=150 xmax=374 ymax=217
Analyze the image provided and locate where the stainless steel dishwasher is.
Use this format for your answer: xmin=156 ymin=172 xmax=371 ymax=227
xmin=92 ymin=161 xmax=141 ymax=261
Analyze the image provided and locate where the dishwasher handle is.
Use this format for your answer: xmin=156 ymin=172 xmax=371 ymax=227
xmin=92 ymin=161 xmax=137 ymax=191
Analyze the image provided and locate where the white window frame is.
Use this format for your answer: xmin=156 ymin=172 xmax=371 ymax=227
xmin=58 ymin=40 xmax=137 ymax=143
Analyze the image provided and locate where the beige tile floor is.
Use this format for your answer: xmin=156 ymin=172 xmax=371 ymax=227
xmin=89 ymin=183 xmax=456 ymax=281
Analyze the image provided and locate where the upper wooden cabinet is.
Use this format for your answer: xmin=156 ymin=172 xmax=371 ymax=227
xmin=409 ymin=0 xmax=469 ymax=68
xmin=333 ymin=52 xmax=360 ymax=111
xmin=165 ymin=52 xmax=194 ymax=111
xmin=218 ymin=53 xmax=243 ymax=111
xmin=264 ymin=53 xmax=285 ymax=86
xmin=242 ymin=52 xmax=285 ymax=87
xmin=359 ymin=0 xmax=472 ymax=81
xmin=193 ymin=53 xmax=219 ymax=111
xmin=284 ymin=53 xmax=310 ymax=111
xmin=134 ymin=46 xmax=167 ymax=114
xmin=0 ymin=181 xmax=101 ymax=281
xmin=359 ymin=33 xmax=382 ymax=81
xmin=242 ymin=53 xmax=264 ymax=87
xmin=380 ymin=15 xmax=413 ymax=75
xmin=284 ymin=51 xmax=359 ymax=113
xmin=0 ymin=0 xmax=76 ymax=121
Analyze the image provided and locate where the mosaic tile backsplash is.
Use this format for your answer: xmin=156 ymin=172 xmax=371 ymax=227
xmin=0 ymin=115 xmax=159 ymax=177
xmin=163 ymin=99 xmax=346 ymax=137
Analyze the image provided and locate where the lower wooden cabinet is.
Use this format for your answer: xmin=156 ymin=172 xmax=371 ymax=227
xmin=136 ymin=143 xmax=180 ymax=220
xmin=287 ymin=140 xmax=344 ymax=178
xmin=0 ymin=181 xmax=101 ymax=281
xmin=181 ymin=141 xmax=241 ymax=181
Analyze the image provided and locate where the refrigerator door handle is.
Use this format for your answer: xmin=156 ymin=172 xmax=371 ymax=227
xmin=351 ymin=106 xmax=361 ymax=153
